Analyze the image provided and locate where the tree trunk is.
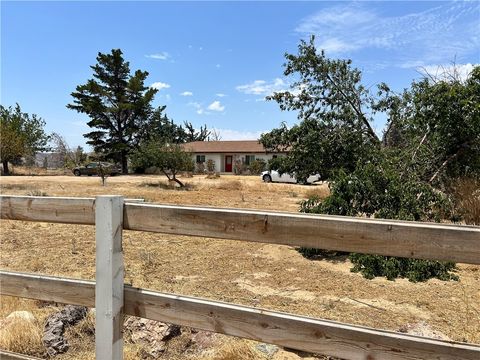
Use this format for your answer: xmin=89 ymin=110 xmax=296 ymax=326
xmin=2 ymin=160 xmax=9 ymax=175
xmin=121 ymin=150 xmax=128 ymax=174
xmin=172 ymin=174 xmax=185 ymax=188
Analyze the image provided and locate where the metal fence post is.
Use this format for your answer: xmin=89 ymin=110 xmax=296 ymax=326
xmin=95 ymin=196 xmax=124 ymax=359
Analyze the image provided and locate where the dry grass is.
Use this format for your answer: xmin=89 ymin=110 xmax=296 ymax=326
xmin=211 ymin=180 xmax=243 ymax=191
xmin=197 ymin=339 xmax=265 ymax=360
xmin=304 ymin=184 xmax=330 ymax=199
xmin=0 ymin=297 xmax=56 ymax=357
xmin=0 ymin=317 xmax=44 ymax=356
xmin=0 ymin=174 xmax=479 ymax=358
xmin=3 ymin=166 xmax=68 ymax=176
xmin=451 ymin=178 xmax=480 ymax=225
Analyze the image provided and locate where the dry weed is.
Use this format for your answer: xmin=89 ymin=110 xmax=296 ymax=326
xmin=0 ymin=183 xmax=29 ymax=191
xmin=214 ymin=180 xmax=243 ymax=191
xmin=0 ymin=315 xmax=45 ymax=356
xmin=197 ymin=339 xmax=265 ymax=360
xmin=451 ymin=178 xmax=480 ymax=225
xmin=304 ymin=185 xmax=329 ymax=200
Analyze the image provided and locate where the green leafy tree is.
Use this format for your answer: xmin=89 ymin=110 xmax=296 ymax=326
xmin=0 ymin=104 xmax=49 ymax=174
xmin=261 ymin=36 xmax=381 ymax=181
xmin=298 ymin=159 xmax=459 ymax=282
xmin=131 ymin=141 xmax=194 ymax=187
xmin=141 ymin=107 xmax=210 ymax=144
xmin=142 ymin=106 xmax=186 ymax=144
xmin=385 ymin=66 xmax=480 ymax=186
xmin=67 ymin=49 xmax=157 ymax=173
xmin=264 ymin=37 xmax=479 ymax=281
xmin=183 ymin=122 xmax=210 ymax=142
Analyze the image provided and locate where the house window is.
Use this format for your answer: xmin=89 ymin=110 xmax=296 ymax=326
xmin=196 ymin=155 xmax=206 ymax=163
xmin=245 ymin=155 xmax=255 ymax=165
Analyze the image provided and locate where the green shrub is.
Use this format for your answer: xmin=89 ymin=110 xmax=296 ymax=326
xmin=348 ymin=254 xmax=458 ymax=282
xmin=299 ymin=161 xmax=458 ymax=282
xmin=248 ymin=159 xmax=266 ymax=175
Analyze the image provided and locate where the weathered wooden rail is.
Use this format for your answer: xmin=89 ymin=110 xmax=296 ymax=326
xmin=1 ymin=195 xmax=479 ymax=360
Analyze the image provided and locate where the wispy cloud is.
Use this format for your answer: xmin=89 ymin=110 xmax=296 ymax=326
xmin=296 ymin=2 xmax=480 ymax=67
xmin=188 ymin=101 xmax=204 ymax=115
xmin=236 ymin=78 xmax=287 ymax=96
xmin=215 ymin=128 xmax=266 ymax=140
xmin=419 ymin=63 xmax=477 ymax=82
xmin=150 ymin=82 xmax=170 ymax=90
xmin=145 ymin=52 xmax=170 ymax=60
xmin=207 ymin=101 xmax=225 ymax=112
xmin=216 ymin=93 xmax=227 ymax=97
xmin=180 ymin=91 xmax=193 ymax=96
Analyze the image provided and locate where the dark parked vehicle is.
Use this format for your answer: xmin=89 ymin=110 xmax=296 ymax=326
xmin=72 ymin=162 xmax=121 ymax=176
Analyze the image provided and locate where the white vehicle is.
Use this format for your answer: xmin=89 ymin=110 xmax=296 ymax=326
xmin=261 ymin=170 xmax=320 ymax=184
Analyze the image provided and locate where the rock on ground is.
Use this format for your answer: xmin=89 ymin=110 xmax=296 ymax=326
xmin=43 ymin=305 xmax=88 ymax=356
xmin=124 ymin=317 xmax=181 ymax=357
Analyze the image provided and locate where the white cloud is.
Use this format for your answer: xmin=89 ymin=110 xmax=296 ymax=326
xmin=188 ymin=101 xmax=207 ymax=115
xmin=150 ymin=82 xmax=171 ymax=90
xmin=419 ymin=63 xmax=478 ymax=82
xmin=214 ymin=128 xmax=267 ymax=140
xmin=296 ymin=2 xmax=480 ymax=66
xmin=207 ymin=101 xmax=225 ymax=112
xmin=145 ymin=52 xmax=170 ymax=60
xmin=180 ymin=91 xmax=193 ymax=96
xmin=216 ymin=93 xmax=227 ymax=97
xmin=236 ymin=78 xmax=287 ymax=96
xmin=315 ymin=38 xmax=360 ymax=54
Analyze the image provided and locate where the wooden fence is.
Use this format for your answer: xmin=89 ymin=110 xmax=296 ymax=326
xmin=1 ymin=195 xmax=479 ymax=359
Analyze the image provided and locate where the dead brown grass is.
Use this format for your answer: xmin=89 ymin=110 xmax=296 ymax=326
xmin=451 ymin=178 xmax=480 ymax=225
xmin=304 ymin=184 xmax=330 ymax=199
xmin=0 ymin=174 xmax=479 ymax=359
xmin=0 ymin=297 xmax=54 ymax=357
xmin=197 ymin=339 xmax=265 ymax=360
xmin=0 ymin=317 xmax=44 ymax=356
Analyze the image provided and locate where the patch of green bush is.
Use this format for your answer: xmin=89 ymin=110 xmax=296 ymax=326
xmin=299 ymin=161 xmax=459 ymax=282
xmin=248 ymin=159 xmax=267 ymax=175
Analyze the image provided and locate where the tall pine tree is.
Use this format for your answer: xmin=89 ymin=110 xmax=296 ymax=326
xmin=67 ymin=49 xmax=157 ymax=173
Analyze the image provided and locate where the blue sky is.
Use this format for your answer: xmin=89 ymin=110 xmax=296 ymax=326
xmin=2 ymin=1 xmax=479 ymax=149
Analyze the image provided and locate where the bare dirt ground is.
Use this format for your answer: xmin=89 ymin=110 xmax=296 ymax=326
xmin=1 ymin=173 xmax=479 ymax=359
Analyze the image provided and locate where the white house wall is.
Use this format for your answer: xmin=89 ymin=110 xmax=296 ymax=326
xmin=192 ymin=153 xmax=279 ymax=173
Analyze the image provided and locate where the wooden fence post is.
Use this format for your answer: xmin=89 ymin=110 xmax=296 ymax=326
xmin=95 ymin=196 xmax=124 ymax=359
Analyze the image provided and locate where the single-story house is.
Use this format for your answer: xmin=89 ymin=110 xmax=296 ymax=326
xmin=183 ymin=140 xmax=286 ymax=173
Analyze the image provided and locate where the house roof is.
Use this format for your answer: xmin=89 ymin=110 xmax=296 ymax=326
xmin=183 ymin=140 xmax=274 ymax=154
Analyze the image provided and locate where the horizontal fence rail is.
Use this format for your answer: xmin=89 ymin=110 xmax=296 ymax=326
xmin=2 ymin=270 xmax=480 ymax=360
xmin=0 ymin=350 xmax=42 ymax=360
xmin=1 ymin=195 xmax=479 ymax=264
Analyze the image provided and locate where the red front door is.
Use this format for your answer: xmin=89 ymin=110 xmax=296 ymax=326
xmin=225 ymin=155 xmax=233 ymax=172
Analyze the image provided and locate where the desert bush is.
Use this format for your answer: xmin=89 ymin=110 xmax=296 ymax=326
xmin=195 ymin=162 xmax=206 ymax=174
xmin=233 ymin=160 xmax=248 ymax=175
xmin=248 ymin=159 xmax=266 ymax=175
xmin=206 ymin=159 xmax=216 ymax=173
xmin=299 ymin=162 xmax=458 ymax=282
